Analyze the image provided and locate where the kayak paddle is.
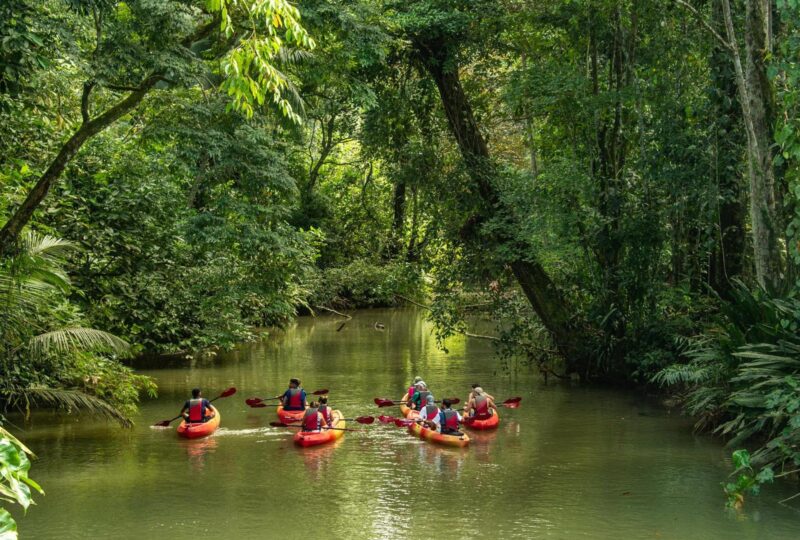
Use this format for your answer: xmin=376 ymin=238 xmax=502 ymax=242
xmin=374 ymin=397 xmax=460 ymax=408
xmin=269 ymin=421 xmax=364 ymax=432
xmin=246 ymin=389 xmax=330 ymax=406
xmin=153 ymin=387 xmax=237 ymax=427
xmin=501 ymin=397 xmax=522 ymax=408
xmin=272 ymin=415 xmax=375 ymax=426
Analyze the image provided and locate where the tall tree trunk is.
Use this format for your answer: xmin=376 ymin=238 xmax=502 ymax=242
xmin=720 ymin=0 xmax=784 ymax=287
xmin=385 ymin=180 xmax=406 ymax=259
xmin=709 ymin=0 xmax=746 ymax=296
xmin=415 ymin=41 xmax=587 ymax=371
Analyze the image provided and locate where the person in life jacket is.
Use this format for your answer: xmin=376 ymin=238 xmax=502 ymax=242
xmin=466 ymin=383 xmax=495 ymax=405
xmin=317 ymin=396 xmax=334 ymax=426
xmin=417 ymin=394 xmax=440 ymax=429
xmin=301 ymin=401 xmax=329 ymax=433
xmin=465 ymin=386 xmax=496 ymax=418
xmin=411 ymin=382 xmax=432 ymax=410
xmin=281 ymin=378 xmax=307 ymax=411
xmin=438 ymin=399 xmax=463 ymax=435
xmin=180 ymin=388 xmax=216 ymax=424
xmin=405 ymin=376 xmax=423 ymax=404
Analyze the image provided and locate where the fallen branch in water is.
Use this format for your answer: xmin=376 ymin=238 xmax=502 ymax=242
xmin=314 ymin=305 xmax=352 ymax=319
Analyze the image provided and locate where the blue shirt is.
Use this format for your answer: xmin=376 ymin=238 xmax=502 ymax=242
xmin=183 ymin=399 xmax=211 ymax=418
xmin=282 ymin=388 xmax=307 ymax=410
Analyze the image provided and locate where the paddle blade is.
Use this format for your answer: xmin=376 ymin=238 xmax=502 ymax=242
xmin=269 ymin=421 xmax=289 ymax=428
xmin=449 ymin=397 xmax=461 ymax=405
xmin=378 ymin=415 xmax=396 ymax=424
xmin=503 ymin=397 xmax=522 ymax=404
xmin=377 ymin=400 xmax=397 ymax=408
xmin=355 ymin=416 xmax=375 ymax=425
xmin=503 ymin=401 xmax=520 ymax=409
xmin=248 ymin=402 xmax=268 ymax=408
xmin=245 ymin=398 xmax=262 ymax=406
xmin=220 ymin=387 xmax=237 ymax=398
xmin=311 ymin=389 xmax=329 ymax=396
xmin=153 ymin=420 xmax=172 ymax=427
xmin=374 ymin=397 xmax=389 ymax=405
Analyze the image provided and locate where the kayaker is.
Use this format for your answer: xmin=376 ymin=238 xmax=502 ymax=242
xmin=301 ymin=401 xmax=329 ymax=433
xmin=438 ymin=399 xmax=463 ymax=436
xmin=180 ymin=388 xmax=217 ymax=424
xmin=281 ymin=378 xmax=307 ymax=411
xmin=405 ymin=376 xmax=423 ymax=404
xmin=465 ymin=387 xmax=496 ymax=418
xmin=411 ymin=382 xmax=432 ymax=410
xmin=418 ymin=394 xmax=440 ymax=429
xmin=466 ymin=383 xmax=495 ymax=404
xmin=318 ymin=396 xmax=333 ymax=426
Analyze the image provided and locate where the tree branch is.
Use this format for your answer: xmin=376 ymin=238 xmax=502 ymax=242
xmin=674 ymin=0 xmax=734 ymax=50
xmin=313 ymin=305 xmax=352 ymax=319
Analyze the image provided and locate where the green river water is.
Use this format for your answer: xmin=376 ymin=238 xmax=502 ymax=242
xmin=9 ymin=308 xmax=800 ymax=539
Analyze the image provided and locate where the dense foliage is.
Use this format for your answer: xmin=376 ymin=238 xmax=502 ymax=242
xmin=3 ymin=0 xmax=800 ymax=508
xmin=0 ymin=424 xmax=43 ymax=539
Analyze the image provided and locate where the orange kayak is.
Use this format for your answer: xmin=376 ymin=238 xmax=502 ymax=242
xmin=277 ymin=406 xmax=306 ymax=424
xmin=408 ymin=420 xmax=470 ymax=448
xmin=400 ymin=392 xmax=412 ymax=417
xmin=177 ymin=410 xmax=221 ymax=439
xmin=465 ymin=409 xmax=500 ymax=430
xmin=293 ymin=410 xmax=345 ymax=447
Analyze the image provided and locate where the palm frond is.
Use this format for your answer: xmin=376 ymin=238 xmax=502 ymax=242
xmin=20 ymin=231 xmax=75 ymax=261
xmin=12 ymin=387 xmax=132 ymax=428
xmin=28 ymin=328 xmax=130 ymax=359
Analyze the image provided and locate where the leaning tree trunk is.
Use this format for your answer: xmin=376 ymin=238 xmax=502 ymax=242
xmin=0 ymin=18 xmax=219 ymax=255
xmin=414 ymin=41 xmax=587 ymax=372
xmin=0 ymin=79 xmax=159 ymax=253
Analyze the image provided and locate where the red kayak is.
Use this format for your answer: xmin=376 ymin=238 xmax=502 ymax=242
xmin=177 ymin=411 xmax=221 ymax=439
xmin=293 ymin=410 xmax=346 ymax=447
xmin=277 ymin=406 xmax=305 ymax=424
xmin=464 ymin=409 xmax=500 ymax=430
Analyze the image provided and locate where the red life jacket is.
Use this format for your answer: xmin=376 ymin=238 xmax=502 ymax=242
xmin=319 ymin=404 xmax=332 ymax=424
xmin=407 ymin=386 xmax=415 ymax=401
xmin=286 ymin=388 xmax=303 ymax=409
xmin=474 ymin=395 xmax=489 ymax=415
xmin=303 ymin=408 xmax=321 ymax=431
xmin=442 ymin=409 xmax=459 ymax=432
xmin=422 ymin=404 xmax=439 ymax=421
xmin=188 ymin=398 xmax=204 ymax=422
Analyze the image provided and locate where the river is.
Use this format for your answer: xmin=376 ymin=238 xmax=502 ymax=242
xmin=10 ymin=308 xmax=800 ymax=539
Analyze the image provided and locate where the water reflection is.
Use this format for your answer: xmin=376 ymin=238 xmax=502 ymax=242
xmin=10 ymin=308 xmax=800 ymax=540
xmin=180 ymin=436 xmax=218 ymax=469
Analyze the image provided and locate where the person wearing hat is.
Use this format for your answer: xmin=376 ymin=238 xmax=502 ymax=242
xmin=466 ymin=383 xmax=495 ymax=404
xmin=405 ymin=376 xmax=423 ymax=405
xmin=417 ymin=394 xmax=440 ymax=429
xmin=281 ymin=378 xmax=307 ymax=411
xmin=465 ymin=386 xmax=496 ymax=418
xmin=411 ymin=381 xmax=432 ymax=410
xmin=438 ymin=399 xmax=463 ymax=435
